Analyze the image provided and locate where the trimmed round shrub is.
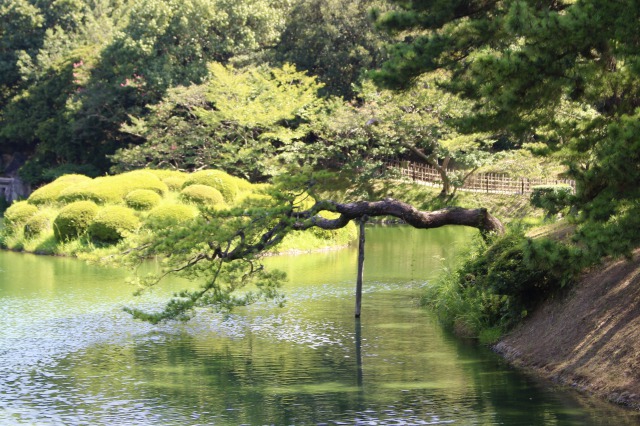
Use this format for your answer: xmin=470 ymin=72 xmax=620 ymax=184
xmin=3 ymin=201 xmax=39 ymax=231
xmin=530 ymin=185 xmax=573 ymax=217
xmin=146 ymin=169 xmax=187 ymax=180
xmin=89 ymin=206 xmax=140 ymax=243
xmin=163 ymin=176 xmax=187 ymax=191
xmin=28 ymin=174 xmax=92 ymax=205
xmin=57 ymin=177 xmax=123 ymax=204
xmin=57 ymin=171 xmax=169 ymax=204
xmin=53 ymin=201 xmax=99 ymax=241
xmin=146 ymin=204 xmax=198 ymax=229
xmin=180 ymin=185 xmax=225 ymax=206
xmin=116 ymin=170 xmax=169 ymax=195
xmin=125 ymin=189 xmax=162 ymax=210
xmin=182 ymin=170 xmax=240 ymax=202
xmin=24 ymin=213 xmax=50 ymax=239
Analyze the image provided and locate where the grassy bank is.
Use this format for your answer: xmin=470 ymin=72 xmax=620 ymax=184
xmin=0 ymin=170 xmax=356 ymax=258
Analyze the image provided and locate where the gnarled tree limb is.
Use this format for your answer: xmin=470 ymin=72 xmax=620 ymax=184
xmin=293 ymin=198 xmax=504 ymax=235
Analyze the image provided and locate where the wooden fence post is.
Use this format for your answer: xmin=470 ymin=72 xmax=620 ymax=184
xmin=355 ymin=215 xmax=367 ymax=318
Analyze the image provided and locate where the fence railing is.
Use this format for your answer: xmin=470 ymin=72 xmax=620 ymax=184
xmin=386 ymin=160 xmax=575 ymax=195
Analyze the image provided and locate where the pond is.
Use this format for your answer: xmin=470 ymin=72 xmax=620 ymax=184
xmin=0 ymin=226 xmax=638 ymax=425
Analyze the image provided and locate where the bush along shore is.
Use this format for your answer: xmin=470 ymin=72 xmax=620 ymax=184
xmin=0 ymin=169 xmax=356 ymax=258
xmin=421 ymin=211 xmax=640 ymax=411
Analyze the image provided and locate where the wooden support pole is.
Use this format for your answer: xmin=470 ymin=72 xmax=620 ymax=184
xmin=355 ymin=215 xmax=367 ymax=318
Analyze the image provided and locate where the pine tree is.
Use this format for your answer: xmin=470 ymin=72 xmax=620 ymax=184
xmin=373 ymin=0 xmax=640 ymax=255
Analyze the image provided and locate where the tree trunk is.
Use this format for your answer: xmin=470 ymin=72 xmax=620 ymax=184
xmin=402 ymin=142 xmax=452 ymax=197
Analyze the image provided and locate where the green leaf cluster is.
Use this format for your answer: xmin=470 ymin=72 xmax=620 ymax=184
xmin=530 ymin=185 xmax=573 ymax=217
xmin=0 ymin=0 xmax=295 ymax=184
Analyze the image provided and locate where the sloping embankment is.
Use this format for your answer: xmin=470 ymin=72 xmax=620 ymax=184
xmin=494 ymin=249 xmax=640 ymax=410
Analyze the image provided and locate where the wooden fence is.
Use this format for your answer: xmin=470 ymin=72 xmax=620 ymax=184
xmin=386 ymin=160 xmax=575 ymax=195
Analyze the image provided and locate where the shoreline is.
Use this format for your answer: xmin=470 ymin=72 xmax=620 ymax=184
xmin=492 ymin=249 xmax=640 ymax=412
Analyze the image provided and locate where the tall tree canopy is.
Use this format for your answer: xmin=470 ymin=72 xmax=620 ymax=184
xmin=112 ymin=62 xmax=326 ymax=181
xmin=274 ymin=0 xmax=390 ymax=99
xmin=373 ymin=0 xmax=640 ymax=256
xmin=0 ymin=0 xmax=293 ymax=183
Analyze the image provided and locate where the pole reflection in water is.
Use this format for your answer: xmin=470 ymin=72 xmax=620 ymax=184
xmin=355 ymin=317 xmax=363 ymax=389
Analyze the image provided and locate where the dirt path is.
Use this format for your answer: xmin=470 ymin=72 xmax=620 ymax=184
xmin=494 ymin=249 xmax=640 ymax=410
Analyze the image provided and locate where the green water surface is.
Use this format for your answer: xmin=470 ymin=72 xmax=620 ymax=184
xmin=0 ymin=226 xmax=638 ymax=425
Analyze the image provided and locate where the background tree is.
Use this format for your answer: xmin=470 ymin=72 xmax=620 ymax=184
xmin=0 ymin=0 xmax=44 ymax=109
xmin=313 ymin=73 xmax=493 ymax=197
xmin=274 ymin=0 xmax=390 ymax=99
xmin=0 ymin=0 xmax=293 ymax=183
xmin=112 ymin=62 xmax=327 ymax=181
xmin=0 ymin=0 xmax=126 ymax=181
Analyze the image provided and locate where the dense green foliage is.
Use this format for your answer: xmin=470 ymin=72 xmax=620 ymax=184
xmin=423 ymin=227 xmax=587 ymax=342
xmin=111 ymin=62 xmax=327 ymax=181
xmin=374 ymin=0 xmax=640 ymax=252
xmin=1 ymin=0 xmax=400 ymax=184
xmin=0 ymin=0 xmax=294 ymax=183
xmin=1 ymin=0 xmax=554 ymax=191
xmin=274 ymin=0 xmax=391 ymax=98
xmin=367 ymin=0 xmax=640 ymax=339
xmin=530 ymin=185 xmax=573 ymax=218
xmin=314 ymin=75 xmax=494 ymax=196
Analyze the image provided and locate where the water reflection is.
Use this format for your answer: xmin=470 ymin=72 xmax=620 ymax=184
xmin=1 ymin=226 xmax=639 ymax=425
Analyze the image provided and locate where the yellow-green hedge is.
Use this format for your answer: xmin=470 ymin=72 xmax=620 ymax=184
xmin=182 ymin=170 xmax=240 ymax=202
xmin=180 ymin=184 xmax=225 ymax=206
xmin=28 ymin=174 xmax=92 ymax=205
xmin=57 ymin=172 xmax=168 ymax=204
xmin=53 ymin=201 xmax=99 ymax=240
xmin=125 ymin=189 xmax=162 ymax=210
xmin=89 ymin=205 xmax=140 ymax=242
